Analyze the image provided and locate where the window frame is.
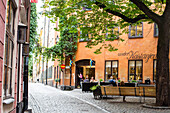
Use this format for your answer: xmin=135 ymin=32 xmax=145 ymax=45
xmin=3 ymin=0 xmax=16 ymax=99
xmin=154 ymin=23 xmax=158 ymax=37
xmin=106 ymin=26 xmax=119 ymax=40
xmin=79 ymin=27 xmax=91 ymax=42
xmin=129 ymin=23 xmax=143 ymax=38
xmin=104 ymin=60 xmax=119 ymax=81
xmin=128 ymin=60 xmax=143 ymax=81
xmin=6 ymin=0 xmax=17 ymax=35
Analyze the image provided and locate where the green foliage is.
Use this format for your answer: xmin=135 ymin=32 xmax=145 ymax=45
xmin=90 ymin=85 xmax=100 ymax=91
xmin=29 ymin=3 xmax=38 ymax=77
xmin=42 ymin=15 xmax=78 ymax=64
xmin=99 ymin=79 xmax=103 ymax=82
xmin=55 ymin=78 xmax=60 ymax=82
xmin=42 ymin=0 xmax=165 ymax=54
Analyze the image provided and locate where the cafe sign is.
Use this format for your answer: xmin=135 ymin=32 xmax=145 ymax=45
xmin=118 ymin=51 xmax=156 ymax=63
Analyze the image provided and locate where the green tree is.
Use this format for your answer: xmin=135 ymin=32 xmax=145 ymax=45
xmin=43 ymin=15 xmax=78 ymax=65
xmin=43 ymin=0 xmax=170 ymax=106
xmin=29 ymin=3 xmax=38 ymax=77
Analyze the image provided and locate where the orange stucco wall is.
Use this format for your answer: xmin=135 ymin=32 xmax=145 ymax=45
xmin=74 ymin=22 xmax=158 ymax=83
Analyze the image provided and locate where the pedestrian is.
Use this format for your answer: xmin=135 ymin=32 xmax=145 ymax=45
xmin=84 ymin=75 xmax=89 ymax=82
xmin=79 ymin=72 xmax=83 ymax=88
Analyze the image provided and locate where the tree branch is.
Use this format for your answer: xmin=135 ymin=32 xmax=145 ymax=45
xmin=95 ymin=1 xmax=148 ymax=23
xmin=130 ymin=0 xmax=162 ymax=24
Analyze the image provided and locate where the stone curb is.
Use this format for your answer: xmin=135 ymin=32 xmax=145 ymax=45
xmin=143 ymin=104 xmax=170 ymax=109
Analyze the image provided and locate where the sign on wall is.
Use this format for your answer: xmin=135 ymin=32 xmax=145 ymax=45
xmin=118 ymin=51 xmax=156 ymax=63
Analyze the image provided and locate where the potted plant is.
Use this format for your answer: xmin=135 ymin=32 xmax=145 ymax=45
xmin=55 ymin=78 xmax=60 ymax=88
xmin=90 ymin=85 xmax=102 ymax=99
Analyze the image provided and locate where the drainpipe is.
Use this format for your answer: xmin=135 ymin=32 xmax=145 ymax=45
xmin=16 ymin=44 xmax=21 ymax=113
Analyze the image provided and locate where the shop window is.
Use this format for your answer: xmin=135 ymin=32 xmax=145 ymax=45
xmin=3 ymin=0 xmax=16 ymax=98
xmin=128 ymin=60 xmax=143 ymax=81
xmin=153 ymin=59 xmax=157 ymax=82
xmin=129 ymin=23 xmax=143 ymax=38
xmin=105 ymin=60 xmax=118 ymax=81
xmin=154 ymin=23 xmax=158 ymax=37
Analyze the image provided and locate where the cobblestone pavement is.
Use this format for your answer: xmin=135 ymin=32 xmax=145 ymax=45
xmin=28 ymin=83 xmax=170 ymax=113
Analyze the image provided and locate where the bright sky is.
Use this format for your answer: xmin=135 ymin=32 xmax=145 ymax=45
xmin=36 ymin=0 xmax=44 ymax=34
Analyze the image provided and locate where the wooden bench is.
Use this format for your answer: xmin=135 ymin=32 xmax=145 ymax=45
xmin=100 ymin=86 xmax=156 ymax=102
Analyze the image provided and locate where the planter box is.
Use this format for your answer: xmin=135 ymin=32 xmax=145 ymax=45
xmin=93 ymin=86 xmax=102 ymax=99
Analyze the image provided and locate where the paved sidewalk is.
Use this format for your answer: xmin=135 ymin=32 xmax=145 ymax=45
xmin=28 ymin=83 xmax=170 ymax=113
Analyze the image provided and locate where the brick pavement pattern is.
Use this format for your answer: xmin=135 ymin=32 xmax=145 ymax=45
xmin=28 ymin=83 xmax=170 ymax=113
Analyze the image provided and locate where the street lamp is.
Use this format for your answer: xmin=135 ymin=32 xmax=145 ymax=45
xmin=18 ymin=22 xmax=27 ymax=44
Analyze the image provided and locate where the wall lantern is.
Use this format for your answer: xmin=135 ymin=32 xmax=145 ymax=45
xmin=18 ymin=22 xmax=27 ymax=44
xmin=22 ymin=42 xmax=29 ymax=56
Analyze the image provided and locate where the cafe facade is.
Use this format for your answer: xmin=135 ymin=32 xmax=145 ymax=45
xmin=67 ymin=22 xmax=159 ymax=88
xmin=53 ymin=21 xmax=163 ymax=88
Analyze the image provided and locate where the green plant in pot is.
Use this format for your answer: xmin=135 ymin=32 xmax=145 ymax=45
xmin=90 ymin=85 xmax=102 ymax=99
xmin=55 ymin=78 xmax=60 ymax=88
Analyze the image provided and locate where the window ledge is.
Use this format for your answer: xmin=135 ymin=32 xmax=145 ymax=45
xmin=3 ymin=97 xmax=15 ymax=104
xmin=128 ymin=36 xmax=143 ymax=39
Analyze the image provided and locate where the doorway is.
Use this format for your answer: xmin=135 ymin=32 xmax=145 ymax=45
xmin=75 ymin=59 xmax=95 ymax=88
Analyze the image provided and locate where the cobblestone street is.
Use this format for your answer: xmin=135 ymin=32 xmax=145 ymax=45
xmin=28 ymin=83 xmax=170 ymax=113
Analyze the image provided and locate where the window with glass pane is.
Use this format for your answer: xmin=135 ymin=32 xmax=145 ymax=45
xmin=106 ymin=26 xmax=119 ymax=40
xmin=129 ymin=23 xmax=143 ymax=37
xmin=79 ymin=27 xmax=91 ymax=42
xmin=154 ymin=23 xmax=158 ymax=37
xmin=3 ymin=35 xmax=13 ymax=97
xmin=105 ymin=61 xmax=118 ymax=81
xmin=129 ymin=60 xmax=142 ymax=81
xmin=6 ymin=0 xmax=15 ymax=34
xmin=3 ymin=0 xmax=15 ymax=98
xmin=153 ymin=60 xmax=157 ymax=82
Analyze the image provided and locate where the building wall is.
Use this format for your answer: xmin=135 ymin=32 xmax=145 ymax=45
xmin=0 ymin=0 xmax=6 ymax=112
xmin=74 ymin=22 xmax=157 ymax=83
xmin=54 ymin=22 xmax=158 ymax=86
xmin=0 ymin=0 xmax=30 ymax=112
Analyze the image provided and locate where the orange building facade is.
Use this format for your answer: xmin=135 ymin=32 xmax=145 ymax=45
xmin=54 ymin=22 xmax=160 ymax=88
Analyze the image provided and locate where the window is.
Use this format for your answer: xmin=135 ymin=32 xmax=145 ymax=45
xmin=129 ymin=23 xmax=143 ymax=38
xmin=106 ymin=26 xmax=119 ymax=40
xmin=128 ymin=60 xmax=143 ymax=81
xmin=6 ymin=0 xmax=16 ymax=35
xmin=105 ymin=60 xmax=118 ymax=81
xmin=153 ymin=59 xmax=157 ymax=82
xmin=79 ymin=27 xmax=91 ymax=42
xmin=154 ymin=23 xmax=158 ymax=37
xmin=3 ymin=0 xmax=16 ymax=98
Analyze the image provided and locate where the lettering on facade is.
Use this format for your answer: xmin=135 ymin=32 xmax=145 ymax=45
xmin=118 ymin=51 xmax=156 ymax=63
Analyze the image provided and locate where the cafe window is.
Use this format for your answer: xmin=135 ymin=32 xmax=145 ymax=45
xmin=3 ymin=0 xmax=16 ymax=98
xmin=153 ymin=59 xmax=157 ymax=82
xmin=154 ymin=23 xmax=158 ymax=37
xmin=128 ymin=60 xmax=143 ymax=81
xmin=105 ymin=60 xmax=118 ymax=81
xmin=129 ymin=23 xmax=143 ymax=38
